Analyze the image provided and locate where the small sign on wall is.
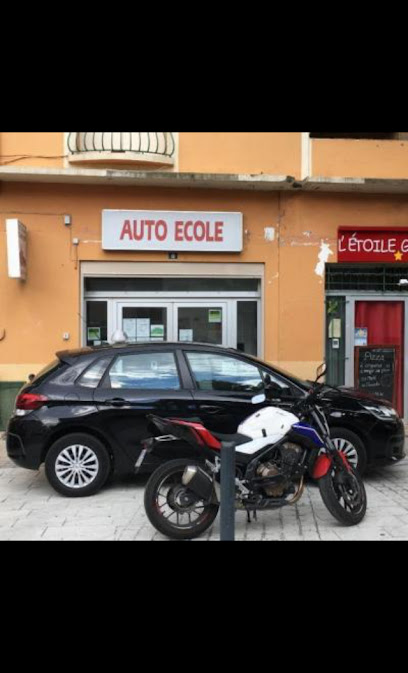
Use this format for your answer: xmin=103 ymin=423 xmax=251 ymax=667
xmin=6 ymin=219 xmax=27 ymax=280
xmin=354 ymin=327 xmax=368 ymax=346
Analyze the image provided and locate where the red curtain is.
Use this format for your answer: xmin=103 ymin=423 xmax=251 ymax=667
xmin=355 ymin=301 xmax=404 ymax=414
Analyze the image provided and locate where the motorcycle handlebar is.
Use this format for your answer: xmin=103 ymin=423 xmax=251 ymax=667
xmin=293 ymin=385 xmax=331 ymax=414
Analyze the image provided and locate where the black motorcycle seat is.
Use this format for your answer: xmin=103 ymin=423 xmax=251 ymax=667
xmin=212 ymin=431 xmax=251 ymax=445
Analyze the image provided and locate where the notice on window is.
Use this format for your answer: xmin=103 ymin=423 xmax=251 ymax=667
xmin=87 ymin=327 xmax=101 ymax=341
xmin=150 ymin=324 xmax=164 ymax=338
xmin=354 ymin=327 xmax=368 ymax=346
xmin=179 ymin=329 xmax=193 ymax=341
xmin=136 ymin=318 xmax=150 ymax=339
xmin=328 ymin=318 xmax=341 ymax=339
xmin=208 ymin=309 xmax=222 ymax=323
xmin=123 ymin=319 xmax=137 ymax=338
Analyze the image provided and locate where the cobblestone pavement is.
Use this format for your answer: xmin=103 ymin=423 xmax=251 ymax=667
xmin=1 ymin=438 xmax=408 ymax=541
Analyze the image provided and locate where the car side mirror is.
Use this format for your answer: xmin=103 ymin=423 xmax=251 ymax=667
xmin=264 ymin=374 xmax=283 ymax=398
xmin=252 ymin=393 xmax=266 ymax=404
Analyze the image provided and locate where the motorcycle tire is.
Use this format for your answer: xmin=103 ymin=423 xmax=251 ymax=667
xmin=144 ymin=458 xmax=219 ymax=540
xmin=318 ymin=465 xmax=367 ymax=526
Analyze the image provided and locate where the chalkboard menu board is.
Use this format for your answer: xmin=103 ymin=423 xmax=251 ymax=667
xmin=354 ymin=345 xmax=398 ymax=405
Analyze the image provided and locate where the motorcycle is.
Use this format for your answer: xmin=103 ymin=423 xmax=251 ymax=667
xmin=140 ymin=364 xmax=367 ymax=540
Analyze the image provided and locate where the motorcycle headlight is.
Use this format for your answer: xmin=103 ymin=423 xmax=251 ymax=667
xmin=362 ymin=404 xmax=399 ymax=420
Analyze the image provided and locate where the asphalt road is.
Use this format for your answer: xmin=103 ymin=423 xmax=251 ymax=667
xmin=1 ymin=438 xmax=408 ymax=541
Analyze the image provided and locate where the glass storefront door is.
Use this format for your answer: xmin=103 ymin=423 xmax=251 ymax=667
xmin=175 ymin=303 xmax=227 ymax=345
xmin=83 ymin=274 xmax=261 ymax=355
xmin=117 ymin=302 xmax=171 ymax=343
xmin=116 ymin=301 xmax=227 ymax=345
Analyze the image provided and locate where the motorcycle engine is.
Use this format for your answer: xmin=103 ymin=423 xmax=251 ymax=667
xmin=256 ymin=442 xmax=302 ymax=497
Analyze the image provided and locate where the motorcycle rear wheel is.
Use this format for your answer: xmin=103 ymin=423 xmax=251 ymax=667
xmin=144 ymin=459 xmax=219 ymax=540
xmin=318 ymin=465 xmax=367 ymax=526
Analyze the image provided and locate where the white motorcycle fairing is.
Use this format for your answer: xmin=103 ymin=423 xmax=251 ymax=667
xmin=235 ymin=406 xmax=299 ymax=456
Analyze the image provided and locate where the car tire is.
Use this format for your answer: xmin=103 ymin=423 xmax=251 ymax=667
xmin=45 ymin=433 xmax=111 ymax=497
xmin=329 ymin=427 xmax=368 ymax=475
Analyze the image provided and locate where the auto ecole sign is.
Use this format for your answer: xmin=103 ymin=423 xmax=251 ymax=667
xmin=102 ymin=210 xmax=243 ymax=252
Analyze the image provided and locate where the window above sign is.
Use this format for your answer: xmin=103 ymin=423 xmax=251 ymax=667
xmin=67 ymin=132 xmax=176 ymax=168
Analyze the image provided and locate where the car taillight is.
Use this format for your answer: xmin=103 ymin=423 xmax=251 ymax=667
xmin=16 ymin=393 xmax=49 ymax=410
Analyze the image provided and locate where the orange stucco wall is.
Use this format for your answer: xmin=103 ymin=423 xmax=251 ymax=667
xmin=0 ymin=133 xmax=65 ymax=168
xmin=3 ymin=181 xmax=408 ymax=385
xmin=312 ymin=138 xmax=408 ymax=179
xmin=0 ymin=182 xmax=280 ymax=379
xmin=4 ymin=133 xmax=408 ymax=183
xmin=178 ymin=132 xmax=302 ymax=177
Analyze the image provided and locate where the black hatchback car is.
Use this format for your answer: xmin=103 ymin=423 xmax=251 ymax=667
xmin=6 ymin=342 xmax=406 ymax=496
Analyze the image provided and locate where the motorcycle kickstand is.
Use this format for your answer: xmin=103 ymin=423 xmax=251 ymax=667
xmin=245 ymin=509 xmax=258 ymax=523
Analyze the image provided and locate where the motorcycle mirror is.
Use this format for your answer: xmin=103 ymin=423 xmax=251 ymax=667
xmin=251 ymin=393 xmax=266 ymax=404
xmin=315 ymin=362 xmax=327 ymax=382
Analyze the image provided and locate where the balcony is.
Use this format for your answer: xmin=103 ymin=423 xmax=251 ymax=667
xmin=67 ymin=132 xmax=175 ymax=168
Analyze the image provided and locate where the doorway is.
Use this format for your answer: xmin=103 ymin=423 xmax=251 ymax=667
xmin=354 ymin=300 xmax=404 ymax=415
xmin=326 ymin=294 xmax=408 ymax=417
xmin=83 ymin=269 xmax=262 ymax=355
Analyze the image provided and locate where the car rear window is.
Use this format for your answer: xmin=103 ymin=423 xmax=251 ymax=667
xmin=77 ymin=357 xmax=113 ymax=388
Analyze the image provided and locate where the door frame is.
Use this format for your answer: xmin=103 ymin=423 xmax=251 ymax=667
xmin=327 ymin=292 xmax=408 ymax=418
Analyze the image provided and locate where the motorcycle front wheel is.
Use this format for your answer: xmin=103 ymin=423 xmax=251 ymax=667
xmin=318 ymin=465 xmax=367 ymax=526
xmin=144 ymin=458 xmax=219 ymax=540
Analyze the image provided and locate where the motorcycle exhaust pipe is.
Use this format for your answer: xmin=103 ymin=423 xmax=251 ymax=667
xmin=182 ymin=465 xmax=217 ymax=502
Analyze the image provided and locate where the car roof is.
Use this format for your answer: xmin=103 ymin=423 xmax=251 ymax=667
xmin=56 ymin=342 xmax=243 ymax=360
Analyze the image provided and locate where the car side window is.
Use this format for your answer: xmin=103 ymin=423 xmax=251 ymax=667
xmin=186 ymin=351 xmax=263 ymax=393
xmin=77 ymin=356 xmax=113 ymax=388
xmin=107 ymin=352 xmax=180 ymax=390
xmin=262 ymin=370 xmax=302 ymax=398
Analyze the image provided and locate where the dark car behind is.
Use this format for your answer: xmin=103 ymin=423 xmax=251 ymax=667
xmin=6 ymin=343 xmax=406 ymax=496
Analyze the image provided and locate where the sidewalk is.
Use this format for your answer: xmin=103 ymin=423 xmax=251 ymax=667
xmin=1 ymin=437 xmax=408 ymax=540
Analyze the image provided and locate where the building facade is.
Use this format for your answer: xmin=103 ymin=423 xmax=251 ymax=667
xmin=2 ymin=131 xmax=408 ymax=427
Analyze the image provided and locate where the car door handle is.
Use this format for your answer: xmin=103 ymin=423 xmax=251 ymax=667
xmin=201 ymin=405 xmax=223 ymax=414
xmin=106 ymin=398 xmax=127 ymax=407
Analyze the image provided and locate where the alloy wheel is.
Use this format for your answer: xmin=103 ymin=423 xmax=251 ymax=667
xmin=55 ymin=444 xmax=100 ymax=489
xmin=331 ymin=437 xmax=359 ymax=469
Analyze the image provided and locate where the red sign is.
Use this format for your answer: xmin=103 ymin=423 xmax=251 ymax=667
xmin=338 ymin=227 xmax=408 ymax=262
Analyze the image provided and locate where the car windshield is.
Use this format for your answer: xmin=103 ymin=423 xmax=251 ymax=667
xmin=243 ymin=353 xmax=312 ymax=391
